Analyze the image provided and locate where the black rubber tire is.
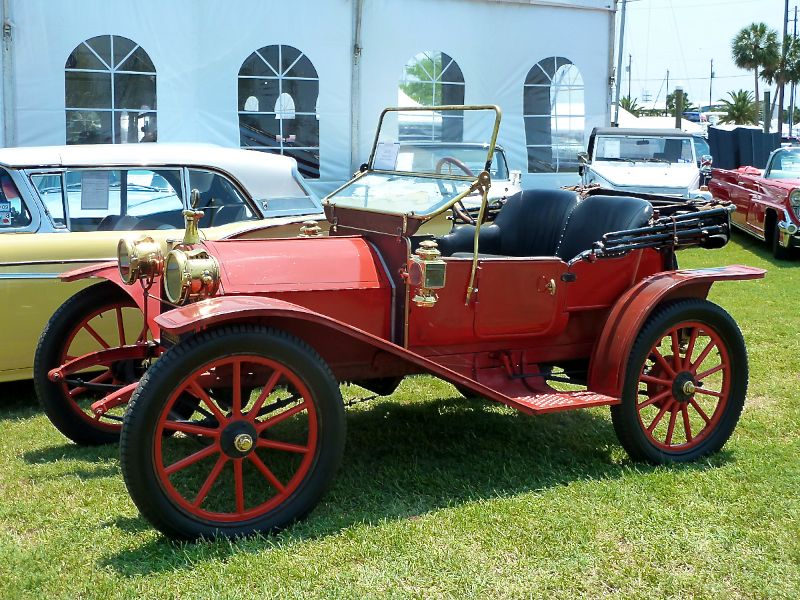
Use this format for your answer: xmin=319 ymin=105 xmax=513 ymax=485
xmin=120 ymin=325 xmax=346 ymax=540
xmin=771 ymin=221 xmax=792 ymax=260
xmin=33 ymin=283 xmax=136 ymax=445
xmin=610 ymin=298 xmax=748 ymax=464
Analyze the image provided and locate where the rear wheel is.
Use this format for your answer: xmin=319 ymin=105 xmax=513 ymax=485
xmin=120 ymin=325 xmax=346 ymax=540
xmin=33 ymin=284 xmax=145 ymax=445
xmin=611 ymin=299 xmax=747 ymax=464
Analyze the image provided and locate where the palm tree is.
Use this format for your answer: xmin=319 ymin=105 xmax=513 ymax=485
xmin=732 ymin=22 xmax=780 ymax=102
xmin=719 ymin=90 xmax=759 ymax=125
xmin=620 ymin=95 xmax=640 ymax=116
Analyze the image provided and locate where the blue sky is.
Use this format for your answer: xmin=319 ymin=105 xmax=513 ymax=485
xmin=622 ymin=0 xmax=787 ymax=109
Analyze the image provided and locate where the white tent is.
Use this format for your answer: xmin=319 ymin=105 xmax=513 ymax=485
xmin=0 ymin=0 xmax=616 ymax=193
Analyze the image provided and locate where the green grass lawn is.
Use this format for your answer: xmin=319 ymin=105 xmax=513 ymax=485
xmin=1 ymin=231 xmax=798 ymax=599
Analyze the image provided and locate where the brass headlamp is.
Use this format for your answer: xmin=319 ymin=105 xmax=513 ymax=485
xmin=117 ymin=236 xmax=164 ymax=285
xmin=164 ymin=247 xmax=220 ymax=304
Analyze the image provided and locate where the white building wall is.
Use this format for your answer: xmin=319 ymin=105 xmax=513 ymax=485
xmin=3 ymin=0 xmax=613 ymax=192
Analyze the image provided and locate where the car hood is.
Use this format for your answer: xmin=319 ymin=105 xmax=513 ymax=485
xmin=589 ymin=162 xmax=699 ymax=189
xmin=202 ymin=236 xmax=387 ymax=294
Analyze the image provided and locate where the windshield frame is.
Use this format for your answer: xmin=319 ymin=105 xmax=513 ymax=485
xmin=765 ymin=148 xmax=800 ymax=179
xmin=323 ymin=105 xmax=501 ymax=221
xmin=593 ymin=134 xmax=697 ymax=165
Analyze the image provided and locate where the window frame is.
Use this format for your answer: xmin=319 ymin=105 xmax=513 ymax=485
xmin=65 ymin=35 xmax=157 ymax=145
xmin=523 ymin=57 xmax=586 ymax=174
xmin=398 ymin=50 xmax=466 ymax=143
xmin=238 ymin=44 xmax=320 ymax=179
xmin=0 ymin=168 xmax=40 ymax=234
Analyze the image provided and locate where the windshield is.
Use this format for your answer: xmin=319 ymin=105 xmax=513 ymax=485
xmin=767 ymin=150 xmax=800 ymax=179
xmin=396 ymin=143 xmax=508 ymax=180
xmin=325 ymin=106 xmax=500 ymax=217
xmin=595 ymin=135 xmax=695 ymax=164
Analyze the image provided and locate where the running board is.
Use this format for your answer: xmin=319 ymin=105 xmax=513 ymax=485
xmin=509 ymin=390 xmax=619 ymax=415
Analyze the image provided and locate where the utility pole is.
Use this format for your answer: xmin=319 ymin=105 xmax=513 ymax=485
xmin=708 ymin=59 xmax=714 ymax=113
xmin=791 ymin=5 xmax=798 ymax=137
xmin=665 ymin=70 xmax=670 ymax=116
xmin=675 ymin=87 xmax=684 ymax=129
xmin=780 ymin=0 xmax=790 ymax=137
xmin=627 ymin=53 xmax=632 ymax=100
xmin=765 ymin=90 xmax=772 ymax=133
xmin=613 ymin=0 xmax=628 ymax=126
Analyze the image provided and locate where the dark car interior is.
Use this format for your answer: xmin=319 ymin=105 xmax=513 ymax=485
xmin=435 ymin=189 xmax=653 ymax=263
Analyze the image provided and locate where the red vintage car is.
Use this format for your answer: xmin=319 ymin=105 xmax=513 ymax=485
xmin=709 ymin=146 xmax=800 ymax=259
xmin=35 ymin=107 xmax=764 ymax=540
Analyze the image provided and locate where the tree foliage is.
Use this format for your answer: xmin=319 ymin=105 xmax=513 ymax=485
xmin=666 ymin=91 xmax=697 ymax=113
xmin=718 ymin=90 xmax=759 ymax=125
xmin=731 ymin=22 xmax=780 ymax=101
xmin=399 ymin=53 xmax=442 ymax=105
xmin=620 ymin=95 xmax=640 ymax=116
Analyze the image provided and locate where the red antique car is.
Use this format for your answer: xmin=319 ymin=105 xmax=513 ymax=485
xmin=35 ymin=107 xmax=764 ymax=540
xmin=708 ymin=146 xmax=800 ymax=259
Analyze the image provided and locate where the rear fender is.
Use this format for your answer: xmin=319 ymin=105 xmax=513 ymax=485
xmin=588 ymin=265 xmax=765 ymax=397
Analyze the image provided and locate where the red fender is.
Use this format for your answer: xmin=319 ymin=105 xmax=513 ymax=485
xmin=61 ymin=261 xmax=147 ymax=310
xmin=155 ymin=296 xmax=552 ymax=415
xmin=60 ymin=261 xmax=157 ymax=337
xmin=587 ymin=264 xmax=765 ymax=397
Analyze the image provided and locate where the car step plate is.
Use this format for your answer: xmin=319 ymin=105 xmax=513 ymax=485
xmin=511 ymin=390 xmax=619 ymax=415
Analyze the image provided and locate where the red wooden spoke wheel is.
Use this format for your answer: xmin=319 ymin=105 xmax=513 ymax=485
xmin=34 ymin=283 xmax=146 ymax=445
xmin=120 ymin=325 xmax=345 ymax=540
xmin=611 ymin=299 xmax=748 ymax=464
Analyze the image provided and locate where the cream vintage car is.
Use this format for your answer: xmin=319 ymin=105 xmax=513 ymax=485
xmin=0 ymin=143 xmax=323 ymax=382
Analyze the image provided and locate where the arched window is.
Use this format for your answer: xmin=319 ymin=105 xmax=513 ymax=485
xmin=65 ymin=35 xmax=157 ymax=144
xmin=398 ymin=51 xmax=464 ymax=141
xmin=238 ymin=45 xmax=319 ymax=178
xmin=524 ymin=58 xmax=585 ymax=173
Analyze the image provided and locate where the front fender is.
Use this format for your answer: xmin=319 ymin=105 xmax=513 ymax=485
xmin=587 ymin=265 xmax=765 ymax=397
xmin=61 ymin=261 xmax=150 ymax=317
xmin=154 ymin=296 xmax=546 ymax=414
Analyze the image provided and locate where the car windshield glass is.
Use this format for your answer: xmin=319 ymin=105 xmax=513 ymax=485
xmin=326 ymin=106 xmax=499 ymax=217
xmin=595 ymin=135 xmax=695 ymax=164
xmin=396 ymin=144 xmax=508 ymax=179
xmin=767 ymin=151 xmax=800 ymax=179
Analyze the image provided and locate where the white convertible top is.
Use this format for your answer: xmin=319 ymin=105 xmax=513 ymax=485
xmin=0 ymin=143 xmax=310 ymax=200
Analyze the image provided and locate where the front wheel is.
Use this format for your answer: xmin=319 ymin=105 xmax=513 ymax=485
xmin=120 ymin=325 xmax=346 ymax=540
xmin=33 ymin=283 xmax=145 ymax=445
xmin=611 ymin=299 xmax=748 ymax=464
xmin=771 ymin=221 xmax=792 ymax=260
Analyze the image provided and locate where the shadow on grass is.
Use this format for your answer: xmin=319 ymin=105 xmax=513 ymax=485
xmin=729 ymin=228 xmax=800 ymax=269
xmin=0 ymin=379 xmax=38 ymax=419
xmin=99 ymin=393 xmax=730 ymax=577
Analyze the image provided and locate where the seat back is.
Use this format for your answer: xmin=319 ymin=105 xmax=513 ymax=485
xmin=436 ymin=189 xmax=580 ymax=257
xmin=555 ymin=194 xmax=653 ymax=261
xmin=492 ymin=189 xmax=580 ymax=256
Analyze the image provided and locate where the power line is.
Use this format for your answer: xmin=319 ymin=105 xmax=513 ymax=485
xmin=629 ymin=74 xmax=749 ymax=82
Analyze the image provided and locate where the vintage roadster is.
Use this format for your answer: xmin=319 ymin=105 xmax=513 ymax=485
xmin=35 ymin=107 xmax=764 ymax=540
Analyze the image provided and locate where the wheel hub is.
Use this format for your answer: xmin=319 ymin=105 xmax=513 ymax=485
xmin=220 ymin=420 xmax=258 ymax=458
xmin=672 ymin=371 xmax=697 ymax=403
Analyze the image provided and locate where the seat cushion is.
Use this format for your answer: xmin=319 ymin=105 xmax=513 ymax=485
xmin=555 ymin=195 xmax=653 ymax=261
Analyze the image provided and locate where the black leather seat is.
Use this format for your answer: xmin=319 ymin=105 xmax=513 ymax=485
xmin=554 ymin=194 xmax=653 ymax=261
xmin=436 ymin=189 xmax=580 ymax=258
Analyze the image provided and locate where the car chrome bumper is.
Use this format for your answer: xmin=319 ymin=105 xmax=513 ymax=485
xmin=778 ymin=210 xmax=800 ymax=247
